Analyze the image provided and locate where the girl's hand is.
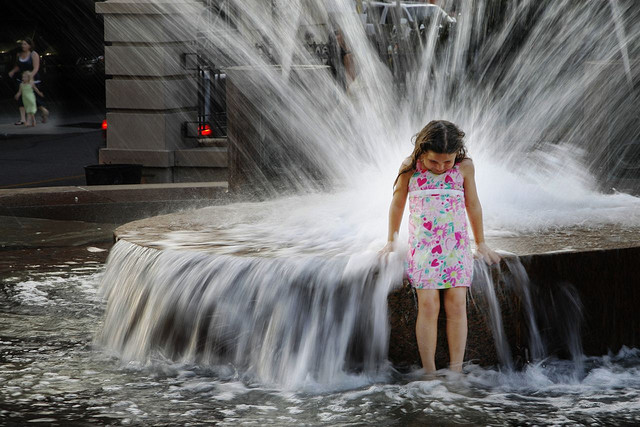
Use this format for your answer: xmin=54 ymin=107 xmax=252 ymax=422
xmin=14 ymin=93 xmax=20 ymax=100
xmin=378 ymin=241 xmax=394 ymax=256
xmin=474 ymin=242 xmax=501 ymax=265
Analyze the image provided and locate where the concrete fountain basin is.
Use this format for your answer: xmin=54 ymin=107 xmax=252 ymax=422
xmin=108 ymin=198 xmax=640 ymax=370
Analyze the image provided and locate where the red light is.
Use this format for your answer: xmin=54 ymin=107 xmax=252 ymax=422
xmin=199 ymin=123 xmax=212 ymax=137
xmin=101 ymin=119 xmax=108 ymax=130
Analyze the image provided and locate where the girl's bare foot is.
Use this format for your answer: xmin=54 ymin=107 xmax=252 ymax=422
xmin=448 ymin=362 xmax=464 ymax=373
xmin=421 ymin=371 xmax=439 ymax=381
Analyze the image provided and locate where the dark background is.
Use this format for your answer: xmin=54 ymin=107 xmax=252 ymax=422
xmin=0 ymin=0 xmax=105 ymax=111
xmin=0 ymin=1 xmax=105 ymax=189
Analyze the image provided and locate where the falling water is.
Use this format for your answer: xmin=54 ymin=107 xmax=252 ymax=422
xmin=192 ymin=0 xmax=640 ymax=227
xmin=502 ymin=256 xmax=545 ymax=362
xmin=197 ymin=0 xmax=640 ymax=196
xmin=469 ymin=261 xmax=513 ymax=370
xmin=98 ymin=240 xmax=404 ymax=389
xmin=97 ymin=0 xmax=640 ymax=387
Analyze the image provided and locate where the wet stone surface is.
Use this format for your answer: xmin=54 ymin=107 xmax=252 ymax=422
xmin=114 ymin=204 xmax=640 ymax=257
xmin=0 ymin=215 xmax=114 ymax=250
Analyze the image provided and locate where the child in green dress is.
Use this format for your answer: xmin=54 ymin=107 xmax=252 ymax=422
xmin=14 ymin=71 xmax=44 ymax=127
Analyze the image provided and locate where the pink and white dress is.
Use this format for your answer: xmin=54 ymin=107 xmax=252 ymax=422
xmin=406 ymin=162 xmax=473 ymax=289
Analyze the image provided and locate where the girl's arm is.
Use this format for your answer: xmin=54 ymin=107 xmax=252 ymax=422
xmin=459 ymin=159 xmax=501 ymax=264
xmin=14 ymin=86 xmax=22 ymax=100
xmin=32 ymin=83 xmax=44 ymax=97
xmin=382 ymin=160 xmax=412 ymax=253
xmin=31 ymin=51 xmax=40 ymax=77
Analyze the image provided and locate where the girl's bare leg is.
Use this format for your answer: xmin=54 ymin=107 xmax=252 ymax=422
xmin=19 ymin=106 xmax=26 ymax=123
xmin=343 ymin=53 xmax=355 ymax=84
xmin=444 ymin=287 xmax=468 ymax=372
xmin=415 ymin=289 xmax=440 ymax=373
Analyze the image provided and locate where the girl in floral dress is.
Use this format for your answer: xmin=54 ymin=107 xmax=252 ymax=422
xmin=382 ymin=120 xmax=500 ymax=374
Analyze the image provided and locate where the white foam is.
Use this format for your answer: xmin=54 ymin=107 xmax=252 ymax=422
xmin=14 ymin=280 xmax=57 ymax=306
xmin=87 ymin=247 xmax=107 ymax=253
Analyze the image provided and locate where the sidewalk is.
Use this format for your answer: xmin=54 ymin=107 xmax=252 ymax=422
xmin=0 ymin=182 xmax=230 ymax=224
xmin=0 ymin=99 xmax=232 ymax=225
xmin=0 ymin=99 xmax=106 ymax=189
xmin=0 ymin=100 xmax=105 ymax=138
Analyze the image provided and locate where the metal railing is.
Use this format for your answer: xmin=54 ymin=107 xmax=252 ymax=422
xmin=182 ymin=52 xmax=227 ymax=139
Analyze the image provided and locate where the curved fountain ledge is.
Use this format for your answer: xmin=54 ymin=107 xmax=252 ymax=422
xmin=110 ymin=204 xmax=640 ymax=370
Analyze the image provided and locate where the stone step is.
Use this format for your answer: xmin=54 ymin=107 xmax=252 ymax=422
xmin=198 ymin=137 xmax=228 ymax=148
xmin=173 ymin=147 xmax=228 ymax=183
xmin=174 ymin=147 xmax=227 ymax=168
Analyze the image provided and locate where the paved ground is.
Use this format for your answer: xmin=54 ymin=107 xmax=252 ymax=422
xmin=0 ymin=99 xmax=105 ymax=189
xmin=0 ymin=96 xmax=231 ymax=224
xmin=0 ymin=182 xmax=230 ymax=223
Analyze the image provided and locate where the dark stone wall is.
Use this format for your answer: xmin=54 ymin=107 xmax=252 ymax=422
xmin=387 ymin=246 xmax=640 ymax=370
xmin=524 ymin=246 xmax=640 ymax=358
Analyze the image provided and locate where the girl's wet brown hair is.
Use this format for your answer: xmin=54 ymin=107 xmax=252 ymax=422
xmin=394 ymin=120 xmax=468 ymax=189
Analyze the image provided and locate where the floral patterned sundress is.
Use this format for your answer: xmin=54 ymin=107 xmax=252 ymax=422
xmin=406 ymin=161 xmax=473 ymax=289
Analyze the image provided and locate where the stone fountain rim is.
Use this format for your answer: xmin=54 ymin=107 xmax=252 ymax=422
xmin=112 ymin=202 xmax=640 ymax=258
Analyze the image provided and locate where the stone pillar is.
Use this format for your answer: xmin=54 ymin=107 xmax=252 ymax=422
xmin=226 ymin=65 xmax=331 ymax=195
xmin=583 ymin=59 xmax=640 ymax=194
xmin=96 ymin=0 xmax=226 ymax=183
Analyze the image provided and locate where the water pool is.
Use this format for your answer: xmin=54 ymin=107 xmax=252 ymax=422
xmin=2 ymin=219 xmax=640 ymax=425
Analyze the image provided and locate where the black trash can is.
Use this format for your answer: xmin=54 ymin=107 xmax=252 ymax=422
xmin=84 ymin=164 xmax=143 ymax=186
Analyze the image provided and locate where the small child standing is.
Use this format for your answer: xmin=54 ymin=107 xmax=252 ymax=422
xmin=382 ymin=120 xmax=500 ymax=374
xmin=14 ymin=71 xmax=44 ymax=127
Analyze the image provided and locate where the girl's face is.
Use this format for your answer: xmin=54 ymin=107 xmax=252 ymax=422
xmin=22 ymin=72 xmax=31 ymax=83
xmin=420 ymin=151 xmax=457 ymax=174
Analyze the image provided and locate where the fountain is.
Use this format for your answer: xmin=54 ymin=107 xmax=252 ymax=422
xmin=3 ymin=1 xmax=640 ymax=424
xmin=96 ymin=0 xmax=640 ymax=388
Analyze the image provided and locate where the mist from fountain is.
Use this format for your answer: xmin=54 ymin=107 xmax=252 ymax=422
xmin=194 ymin=0 xmax=640 ymax=228
xmin=97 ymin=0 xmax=640 ymax=388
